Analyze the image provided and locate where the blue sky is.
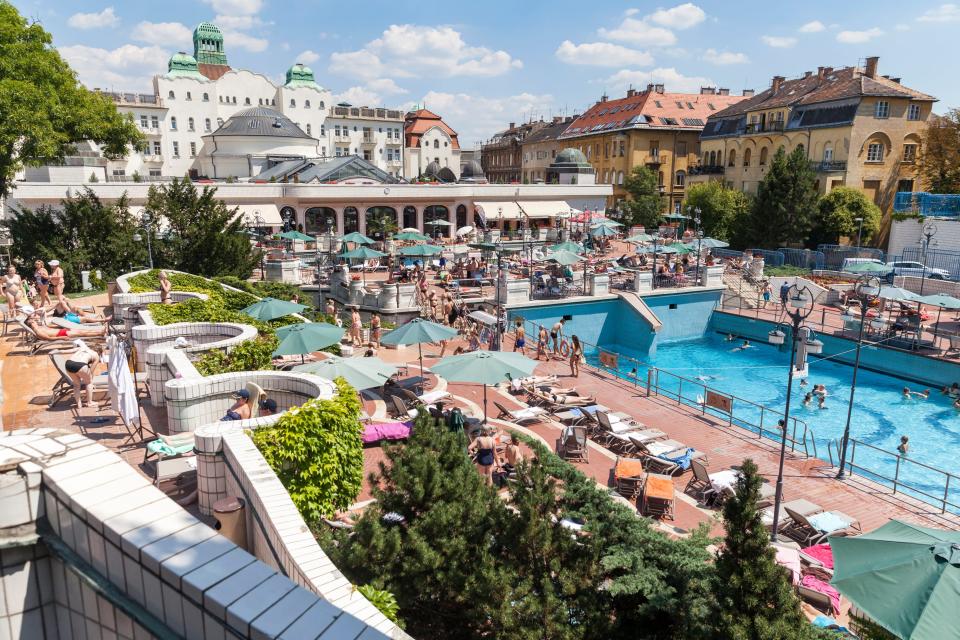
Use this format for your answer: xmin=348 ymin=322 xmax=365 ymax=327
xmin=13 ymin=0 xmax=958 ymax=146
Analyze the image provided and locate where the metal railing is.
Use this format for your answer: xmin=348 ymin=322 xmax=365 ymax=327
xmin=827 ymin=437 xmax=959 ymax=515
xmin=809 ymin=160 xmax=848 ymax=172
xmin=817 ymin=245 xmax=886 ymax=270
xmin=645 ymin=367 xmax=817 ymax=459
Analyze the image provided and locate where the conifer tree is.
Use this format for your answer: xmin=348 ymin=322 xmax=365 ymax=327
xmin=747 ymin=147 xmax=818 ymax=247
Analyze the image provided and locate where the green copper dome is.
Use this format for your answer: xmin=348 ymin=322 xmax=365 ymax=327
xmin=193 ymin=22 xmax=228 ymax=66
xmin=555 ymin=147 xmax=590 ymax=167
xmin=285 ymin=63 xmax=321 ymax=89
xmin=167 ymin=52 xmax=205 ymax=79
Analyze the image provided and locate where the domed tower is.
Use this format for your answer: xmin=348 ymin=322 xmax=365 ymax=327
xmin=193 ymin=22 xmax=228 ymax=65
xmin=166 ymin=52 xmax=205 ymax=80
xmin=284 ymin=63 xmax=322 ymax=90
xmin=458 ymin=159 xmax=487 ymax=184
xmin=546 ymin=148 xmax=595 ymax=185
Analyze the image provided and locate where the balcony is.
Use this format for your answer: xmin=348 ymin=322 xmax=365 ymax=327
xmin=361 ymin=135 xmax=376 ymax=146
xmin=139 ymin=126 xmax=163 ymax=136
xmin=328 ymin=106 xmax=403 ymax=121
xmin=745 ymin=121 xmax=785 ymax=134
xmin=810 ymin=160 xmax=847 ymax=172
xmin=98 ymin=91 xmax=163 ymax=107
xmin=646 ymin=155 xmax=662 ymax=167
xmin=689 ymin=165 xmax=725 ymax=175
xmin=385 ymin=138 xmax=402 ymax=146
xmin=334 ymin=134 xmax=351 ymax=143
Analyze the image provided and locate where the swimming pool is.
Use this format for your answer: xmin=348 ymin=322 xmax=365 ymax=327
xmin=584 ymin=332 xmax=960 ymax=513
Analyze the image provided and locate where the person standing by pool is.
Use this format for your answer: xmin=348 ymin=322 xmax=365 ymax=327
xmin=762 ymin=282 xmax=772 ymax=309
xmin=33 ymin=260 xmax=51 ymax=307
xmin=468 ymin=426 xmax=500 ymax=486
xmin=350 ymin=307 xmax=362 ymax=346
xmin=536 ymin=325 xmax=548 ymax=361
xmin=48 ymin=260 xmax=65 ymax=302
xmin=513 ymin=320 xmax=526 ymax=355
xmin=3 ymin=265 xmax=23 ymax=313
xmin=779 ymin=281 xmax=790 ymax=308
xmin=569 ymin=335 xmax=583 ymax=377
xmin=551 ymin=319 xmax=565 ymax=358
xmin=370 ymin=312 xmax=381 ymax=347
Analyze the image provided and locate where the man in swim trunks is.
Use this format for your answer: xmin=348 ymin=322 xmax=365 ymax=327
xmin=550 ymin=319 xmax=565 ymax=358
xmin=513 ymin=320 xmax=526 ymax=355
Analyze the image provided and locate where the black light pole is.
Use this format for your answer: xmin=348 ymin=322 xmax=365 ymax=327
xmin=254 ymin=211 xmax=265 ymax=280
xmin=768 ymin=285 xmax=815 ymax=541
xmin=919 ymin=221 xmax=937 ymax=296
xmin=836 ymin=275 xmax=881 ymax=479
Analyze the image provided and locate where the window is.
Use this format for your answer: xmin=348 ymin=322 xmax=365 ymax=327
xmin=907 ymin=104 xmax=921 ymax=120
xmin=320 ymin=101 xmax=325 ymax=109
xmin=205 ymin=118 xmax=211 ymax=132
xmin=897 ymin=179 xmax=914 ymax=193
xmin=170 ymin=117 xmax=177 ymax=131
xmin=654 ymin=100 xmax=663 ymax=108
xmin=707 ymin=103 xmax=716 ymax=110
xmin=112 ymin=169 xmax=125 ymax=176
xmin=760 ymin=147 xmax=769 ymax=165
xmin=186 ymin=91 xmax=192 ymax=101
xmin=728 ymin=149 xmax=736 ymax=167
xmin=168 ymin=90 xmax=175 ymax=99
xmin=875 ymin=101 xmax=890 ymax=118
xmin=172 ymin=141 xmax=180 ymax=157
xmin=686 ymin=102 xmax=694 ymax=109
xmin=320 ymin=125 xmax=325 ymax=136
xmin=743 ymin=148 xmax=751 ymax=167
xmin=823 ymin=146 xmax=833 ymax=162
xmin=433 ymin=139 xmax=439 ymax=148
xmin=675 ymin=101 xmax=684 ymax=109
xmin=676 ymin=141 xmax=687 ymax=156
xmin=188 ymin=117 xmax=195 ymax=132
xmin=151 ymin=116 xmax=159 ymax=129
xmin=305 ymin=99 xmax=311 ymax=108
xmin=244 ymin=97 xmax=251 ymax=105
xmin=217 ymin=117 xmax=224 ymax=127
xmin=259 ymin=98 xmax=263 ymax=105
xmin=866 ymin=143 xmax=884 ymax=162
xmin=675 ymin=171 xmax=685 ymax=187
xmin=306 ymin=124 xmax=311 ymax=135
xmin=140 ymin=115 xmax=148 ymax=128
xmin=152 ymin=141 xmax=161 ymax=155
xmin=203 ymin=93 xmax=209 ymax=102
xmin=290 ymin=99 xmax=296 ymax=107
xmin=902 ymin=143 xmax=917 ymax=163
xmin=149 ymin=169 xmax=161 ymax=177
xmin=190 ymin=142 xmax=196 ymax=157
xmin=617 ymin=171 xmax=624 ymax=185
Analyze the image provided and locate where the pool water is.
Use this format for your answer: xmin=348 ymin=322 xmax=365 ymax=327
xmin=585 ymin=332 xmax=960 ymax=512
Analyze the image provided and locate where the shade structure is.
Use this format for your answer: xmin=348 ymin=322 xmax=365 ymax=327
xmin=240 ymin=297 xmax=307 ymax=321
xmin=589 ymin=224 xmax=619 ymax=237
xmin=393 ymin=231 xmax=430 ymax=242
xmin=626 ymin=233 xmax=655 ymax=243
xmin=340 ymin=231 xmax=375 ymax=245
xmin=549 ymin=241 xmax=584 ymax=254
xmin=430 ymin=350 xmax=539 ymax=422
xmin=294 ymin=355 xmax=397 ymax=390
xmin=830 ymin=519 xmax=960 ymax=640
xmin=425 ymin=219 xmax=452 ymax=227
xmin=546 ymin=249 xmax=585 ymax=266
xmin=687 ymin=237 xmax=729 ymax=249
xmin=590 ymin=220 xmax=623 ymax=228
xmin=878 ymin=286 xmax=920 ymax=302
xmin=918 ymin=293 xmax=960 ymax=310
xmin=665 ymin=242 xmax=693 ymax=254
xmin=379 ymin=318 xmax=459 ymax=388
xmin=273 ymin=322 xmax=345 ymax=360
xmin=398 ymin=244 xmax=443 ymax=257
xmin=845 ymin=261 xmax=894 ymax=275
xmin=277 ymin=230 xmax=314 ymax=241
xmin=339 ymin=246 xmax=387 ymax=260
xmin=456 ymin=225 xmax=474 ymax=236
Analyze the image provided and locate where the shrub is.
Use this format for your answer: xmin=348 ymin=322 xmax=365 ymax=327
xmin=356 ymin=585 xmax=403 ymax=628
xmin=194 ymin=335 xmax=279 ymax=375
xmin=252 ymin=378 xmax=364 ymax=521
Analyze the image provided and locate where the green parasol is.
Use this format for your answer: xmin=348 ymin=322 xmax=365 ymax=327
xmin=430 ymin=350 xmax=538 ymax=422
xmin=272 ymin=322 xmax=345 ymax=361
xmin=379 ymin=318 xmax=459 ymax=387
xmin=546 ymin=250 xmax=585 ymax=266
xmin=549 ymin=241 xmax=584 ymax=253
xmin=687 ymin=237 xmax=729 ymax=249
xmin=339 ymin=246 xmax=387 ymax=260
xmin=240 ymin=297 xmax=306 ymax=321
xmin=830 ymin=520 xmax=960 ymax=640
xmin=277 ymin=230 xmax=314 ymax=241
xmin=665 ymin=242 xmax=693 ymax=254
xmin=398 ymin=244 xmax=444 ymax=257
xmin=294 ymin=355 xmax=397 ymax=390
xmin=626 ymin=233 xmax=655 ymax=243
xmin=341 ymin=231 xmax=375 ymax=245
xmin=589 ymin=224 xmax=619 ymax=237
xmin=845 ymin=262 xmax=893 ymax=275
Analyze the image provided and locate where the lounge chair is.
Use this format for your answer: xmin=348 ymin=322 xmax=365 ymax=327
xmin=388 ymin=395 xmax=419 ymax=420
xmin=494 ymin=401 xmax=546 ymax=425
xmin=48 ymin=352 xmax=109 ymax=408
xmin=761 ymin=498 xmax=819 ymax=529
xmin=16 ymin=318 xmax=76 ymax=355
xmin=527 ymin=389 xmax=596 ymax=412
xmin=683 ymin=459 xmax=717 ymax=505
xmin=614 ymin=457 xmax=645 ymax=499
xmin=558 ymin=425 xmax=589 ymax=463
xmin=636 ymin=439 xmax=707 ymax=475
xmin=144 ymin=432 xmax=196 ymax=486
xmin=783 ymin=507 xmax=861 ymax=546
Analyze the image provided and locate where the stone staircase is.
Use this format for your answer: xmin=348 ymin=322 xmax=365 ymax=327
xmin=721 ymin=270 xmax=763 ymax=310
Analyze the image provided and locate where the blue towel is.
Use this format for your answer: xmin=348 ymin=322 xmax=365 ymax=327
xmin=812 ymin=615 xmax=849 ymax=633
xmin=657 ymin=448 xmax=695 ymax=471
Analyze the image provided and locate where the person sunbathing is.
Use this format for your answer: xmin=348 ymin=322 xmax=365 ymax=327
xmin=45 ymin=299 xmax=109 ymax=324
xmin=26 ymin=317 xmax=106 ymax=339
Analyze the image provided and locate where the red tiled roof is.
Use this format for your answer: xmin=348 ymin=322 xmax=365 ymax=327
xmin=198 ymin=63 xmax=231 ymax=81
xmin=404 ymin=109 xmax=460 ymax=149
xmin=561 ymin=89 xmax=745 ymax=138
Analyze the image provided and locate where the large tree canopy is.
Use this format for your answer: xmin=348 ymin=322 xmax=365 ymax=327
xmin=918 ymin=109 xmax=960 ymax=194
xmin=809 ymin=186 xmax=882 ymax=248
xmin=0 ymin=1 xmax=143 ymax=197
xmin=745 ymin=147 xmax=819 ymax=248
xmin=684 ymin=181 xmax=751 ymax=242
xmin=620 ymin=166 xmax=665 ymax=230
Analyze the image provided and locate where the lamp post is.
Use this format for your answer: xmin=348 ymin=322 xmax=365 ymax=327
xmin=688 ymin=205 xmax=702 ymax=285
xmin=132 ymin=211 xmax=154 ymax=269
xmin=836 ymin=275 xmax=882 ymax=479
xmin=253 ymin=211 xmax=265 ymax=280
xmin=854 ymin=217 xmax=864 ymax=249
xmin=767 ymin=284 xmax=817 ymax=541
xmin=919 ymin=221 xmax=937 ymax=295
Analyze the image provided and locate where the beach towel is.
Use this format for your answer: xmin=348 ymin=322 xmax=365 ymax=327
xmin=774 ymin=546 xmax=801 ymax=585
xmin=657 ymin=448 xmax=695 ymax=471
xmin=362 ymin=421 xmax=412 ymax=444
xmin=808 ymin=511 xmax=852 ymax=534
xmin=801 ymin=543 xmax=834 ymax=569
xmin=800 ymin=574 xmax=841 ymax=615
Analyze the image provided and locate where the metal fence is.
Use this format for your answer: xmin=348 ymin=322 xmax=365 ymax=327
xmin=894 ymin=191 xmax=960 ymax=217
xmin=899 ymin=247 xmax=960 ymax=281
xmin=778 ymin=248 xmax=825 ymax=270
xmin=712 ymin=247 xmax=786 ymax=266
xmin=816 ymin=244 xmax=886 ymax=270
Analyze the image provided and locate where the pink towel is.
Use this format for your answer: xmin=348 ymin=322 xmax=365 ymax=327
xmin=775 ymin=547 xmax=801 ymax=585
xmin=800 ymin=574 xmax=841 ymax=615
xmin=801 ymin=543 xmax=834 ymax=569
xmin=363 ymin=421 xmax=412 ymax=444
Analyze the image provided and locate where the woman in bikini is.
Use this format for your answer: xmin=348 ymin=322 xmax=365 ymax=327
xmin=48 ymin=260 xmax=65 ymax=302
xmin=26 ymin=317 xmax=106 ymax=340
xmin=370 ymin=312 xmax=381 ymax=347
xmin=33 ymin=260 xmax=51 ymax=307
xmin=58 ymin=343 xmax=102 ymax=409
xmin=350 ymin=307 xmax=363 ymax=346
xmin=569 ymin=335 xmax=583 ymax=378
xmin=158 ymin=271 xmax=173 ymax=304
xmin=3 ymin=264 xmax=23 ymax=313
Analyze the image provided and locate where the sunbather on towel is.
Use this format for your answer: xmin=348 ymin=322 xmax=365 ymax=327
xmin=27 ymin=317 xmax=106 ymax=339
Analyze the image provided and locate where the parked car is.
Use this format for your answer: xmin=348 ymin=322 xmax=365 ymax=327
xmin=885 ymin=260 xmax=951 ymax=281
xmin=840 ymin=258 xmax=885 ymax=272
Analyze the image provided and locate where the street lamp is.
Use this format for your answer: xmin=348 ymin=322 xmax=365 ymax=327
xmin=836 ymin=274 xmax=882 ymax=479
xmin=919 ymin=221 xmax=937 ymax=295
xmin=767 ymin=284 xmax=817 ymax=541
xmin=251 ymin=210 xmax=266 ymax=280
xmin=688 ymin=205 xmax=702 ymax=285
xmin=132 ymin=210 xmax=155 ymax=269
xmin=854 ymin=217 xmax=864 ymax=249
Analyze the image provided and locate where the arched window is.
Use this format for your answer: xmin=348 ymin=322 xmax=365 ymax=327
xmin=674 ymin=171 xmax=685 ymax=187
xmin=796 ymin=143 xmax=804 ymax=154
xmin=305 ymin=100 xmax=311 ymax=108
xmin=343 ymin=207 xmax=360 ymax=234
xmin=617 ymin=171 xmax=624 ymax=185
xmin=170 ymin=117 xmax=177 ymax=131
xmin=217 ymin=117 xmax=224 ymax=127
xmin=365 ymin=206 xmax=397 ymax=240
xmin=743 ymin=148 xmax=751 ymax=167
xmin=304 ymin=207 xmax=336 ymax=235
xmin=822 ymin=144 xmax=833 ymax=163
xmin=728 ymin=149 xmax=736 ymax=167
xmin=319 ymin=101 xmax=325 ymax=109
xmin=244 ymin=97 xmax=251 ymax=105
xmin=456 ymin=204 xmax=468 ymax=228
xmin=433 ymin=139 xmax=439 ymax=149
xmin=168 ymin=90 xmax=175 ymax=99
xmin=205 ymin=118 xmax=211 ymax=132
xmin=188 ymin=117 xmax=195 ymax=132
xmin=202 ymin=93 xmax=209 ymax=102
xmin=423 ymin=205 xmax=449 ymax=234
xmin=716 ymin=150 xmax=722 ymax=166
xmin=708 ymin=150 xmax=716 ymax=166
xmin=290 ymin=99 xmax=296 ymax=107
xmin=402 ymin=206 xmax=417 ymax=230
xmin=759 ymin=147 xmax=769 ymax=166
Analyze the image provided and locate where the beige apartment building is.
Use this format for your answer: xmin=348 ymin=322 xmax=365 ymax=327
xmin=520 ymin=116 xmax=574 ymax=183
xmin=695 ymin=57 xmax=936 ymax=241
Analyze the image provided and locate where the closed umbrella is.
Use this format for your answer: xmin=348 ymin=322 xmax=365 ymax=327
xmin=294 ymin=355 xmax=397 ymax=390
xmin=398 ymin=244 xmax=443 ymax=257
xmin=546 ymin=250 xmax=585 ymax=266
xmin=341 ymin=231 xmax=375 ymax=245
xmin=379 ymin=318 xmax=459 ymax=388
xmin=393 ymin=231 xmax=430 ymax=242
xmin=273 ymin=322 xmax=345 ymax=362
xmin=430 ymin=350 xmax=538 ymax=422
xmin=830 ymin=519 xmax=960 ymax=640
xmin=240 ymin=297 xmax=307 ymax=321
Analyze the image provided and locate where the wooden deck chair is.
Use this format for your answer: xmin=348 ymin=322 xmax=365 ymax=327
xmin=389 ymin=395 xmax=418 ymax=420
xmin=613 ymin=457 xmax=645 ymax=499
xmin=784 ymin=507 xmax=860 ymax=546
xmin=559 ymin=426 xmax=589 ymax=463
xmin=684 ymin=459 xmax=717 ymax=505
xmin=493 ymin=401 xmax=545 ymax=424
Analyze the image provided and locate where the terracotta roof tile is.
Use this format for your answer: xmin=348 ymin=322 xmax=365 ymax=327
xmin=198 ymin=63 xmax=231 ymax=81
xmin=404 ymin=109 xmax=460 ymax=149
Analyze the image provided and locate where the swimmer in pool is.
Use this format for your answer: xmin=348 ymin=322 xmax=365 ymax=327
xmin=725 ymin=333 xmax=736 ymax=342
xmin=897 ymin=436 xmax=909 ymax=455
xmin=802 ymin=392 xmax=813 ymax=408
xmin=902 ymin=387 xmax=912 ymax=400
xmin=732 ymin=340 xmax=751 ymax=352
xmin=818 ymin=394 xmax=826 ymax=409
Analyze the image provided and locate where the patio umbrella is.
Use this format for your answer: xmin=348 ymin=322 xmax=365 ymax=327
xmin=339 ymin=246 xmax=387 ymax=283
xmin=590 ymin=220 xmax=623 ymax=228
xmin=918 ymin=293 xmax=960 ymax=340
xmin=294 ymin=355 xmax=397 ymax=390
xmin=589 ymin=224 xmax=619 ymax=237
xmin=845 ymin=262 xmax=893 ymax=275
xmin=546 ymin=250 xmax=585 ymax=266
xmin=379 ymin=318 xmax=459 ymax=387
xmin=830 ymin=519 xmax=960 ymax=640
xmin=273 ymin=322 xmax=345 ymax=362
xmin=400 ymin=227 xmax=419 ymax=233
xmin=240 ymin=297 xmax=306 ymax=321
xmin=878 ymin=286 xmax=920 ymax=301
xmin=665 ymin=242 xmax=693 ymax=254
xmin=277 ymin=230 xmax=314 ymax=241
xmin=425 ymin=219 xmax=452 ymax=227
xmin=687 ymin=237 xmax=729 ymax=249
xmin=393 ymin=231 xmax=430 ymax=242
xmin=549 ymin=241 xmax=584 ymax=253
xmin=398 ymin=244 xmax=443 ymax=257
xmin=430 ymin=350 xmax=538 ymax=422
xmin=456 ymin=225 xmax=474 ymax=237
xmin=626 ymin=233 xmax=655 ymax=243
xmin=341 ymin=231 xmax=375 ymax=245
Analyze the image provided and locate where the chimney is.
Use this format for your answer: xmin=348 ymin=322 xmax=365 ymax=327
xmin=626 ymin=88 xmax=636 ymax=98
xmin=771 ymin=75 xmax=785 ymax=93
xmin=553 ymin=116 xmax=562 ymax=124
xmin=700 ymin=86 xmax=716 ymax=95
xmin=817 ymin=66 xmax=826 ymax=81
xmin=654 ymin=84 xmax=665 ymax=94
xmin=718 ymin=88 xmax=730 ymax=96
xmin=865 ymin=56 xmax=879 ymax=79
xmin=646 ymin=83 xmax=654 ymax=92
xmin=804 ymin=71 xmax=812 ymax=78
xmin=600 ymin=93 xmax=608 ymax=102
xmin=742 ymin=89 xmax=755 ymax=97
xmin=509 ymin=122 xmax=515 ymax=130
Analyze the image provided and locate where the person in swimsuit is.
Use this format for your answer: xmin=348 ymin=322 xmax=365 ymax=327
xmin=896 ymin=435 xmax=909 ymax=455
xmin=370 ymin=312 xmax=381 ymax=347
xmin=59 ymin=344 xmax=102 ymax=409
xmin=536 ymin=325 xmax=548 ymax=360
xmin=158 ymin=271 xmax=173 ymax=304
xmin=3 ymin=264 xmax=23 ymax=313
xmin=468 ymin=426 xmax=501 ymax=486
xmin=350 ymin=307 xmax=363 ymax=346
xmin=48 ymin=260 xmax=65 ymax=302
xmin=258 ymin=398 xmax=278 ymax=416
xmin=46 ymin=299 xmax=109 ymax=324
xmin=551 ymin=319 xmax=565 ymax=358
xmin=502 ymin=434 xmax=524 ymax=474
xmin=221 ymin=389 xmax=252 ymax=421
xmin=26 ymin=317 xmax=106 ymax=339
xmin=33 ymin=260 xmax=51 ymax=306
xmin=569 ymin=335 xmax=583 ymax=377
xmin=513 ymin=320 xmax=526 ymax=355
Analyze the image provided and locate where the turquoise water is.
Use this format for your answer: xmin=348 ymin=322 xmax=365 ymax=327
xmin=584 ymin=332 xmax=960 ymax=513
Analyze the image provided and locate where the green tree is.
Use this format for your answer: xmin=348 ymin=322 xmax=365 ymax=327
xmin=4 ymin=188 xmax=144 ymax=290
xmin=365 ymin=207 xmax=398 ymax=240
xmin=684 ymin=181 xmax=751 ymax=242
xmin=0 ymin=1 xmax=143 ymax=198
xmin=620 ymin=166 xmax=665 ymax=229
xmin=918 ymin=108 xmax=960 ymax=194
xmin=810 ymin=186 xmax=882 ymax=248
xmin=713 ymin=459 xmax=812 ymax=640
xmin=747 ymin=147 xmax=819 ymax=247
xmin=146 ymin=177 xmax=260 ymax=278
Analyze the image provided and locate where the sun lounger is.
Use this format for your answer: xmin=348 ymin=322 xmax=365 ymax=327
xmin=684 ymin=459 xmax=718 ymax=505
xmin=48 ymin=352 xmax=109 ymax=407
xmin=494 ymin=401 xmax=546 ymax=424
xmin=559 ymin=425 xmax=589 ymax=463
xmin=614 ymin=457 xmax=645 ymax=498
xmin=636 ymin=439 xmax=706 ymax=474
xmin=389 ymin=395 xmax=419 ymax=420
xmin=16 ymin=318 xmax=77 ymax=355
xmin=47 ymin=316 xmax=105 ymax=331
xmin=144 ymin=431 xmax=196 ymax=485
xmin=784 ymin=507 xmax=861 ymax=545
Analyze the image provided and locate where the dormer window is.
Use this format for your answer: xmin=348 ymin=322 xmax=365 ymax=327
xmin=168 ymin=90 xmax=175 ymax=99
xmin=202 ymin=93 xmax=209 ymax=102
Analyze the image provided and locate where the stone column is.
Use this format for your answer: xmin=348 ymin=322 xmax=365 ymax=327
xmin=448 ymin=206 xmax=456 ymax=239
xmin=335 ymin=207 xmax=345 ymax=236
xmin=416 ymin=206 xmax=425 ymax=233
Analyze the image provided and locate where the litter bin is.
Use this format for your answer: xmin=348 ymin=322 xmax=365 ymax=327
xmin=213 ymin=496 xmax=247 ymax=550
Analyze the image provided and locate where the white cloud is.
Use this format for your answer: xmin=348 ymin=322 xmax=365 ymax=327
xmin=555 ymin=40 xmax=654 ymax=67
xmin=131 ymin=21 xmax=192 ymax=48
xmin=297 ymin=50 xmax=320 ymax=64
xmin=647 ymin=3 xmax=706 ymax=29
xmin=329 ymin=25 xmax=521 ymax=79
xmin=603 ymin=67 xmax=713 ymax=93
xmin=599 ymin=17 xmax=677 ymax=46
xmin=223 ymin=29 xmax=269 ymax=52
xmin=412 ymin=90 xmax=555 ymax=144
xmin=895 ymin=24 xmax=911 ymax=31
xmin=761 ymin=35 xmax=798 ymax=48
xmin=367 ymin=78 xmax=408 ymax=95
xmin=836 ymin=27 xmax=883 ymax=43
xmin=58 ymin=43 xmax=168 ymax=91
xmin=67 ymin=7 xmax=119 ymax=29
xmin=702 ymin=48 xmax=748 ymax=65
xmin=798 ymin=20 xmax=826 ymax=33
xmin=917 ymin=3 xmax=960 ymax=22
xmin=201 ymin=0 xmax=262 ymax=14
xmin=212 ymin=14 xmax=267 ymax=30
xmin=336 ymin=86 xmax=384 ymax=107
